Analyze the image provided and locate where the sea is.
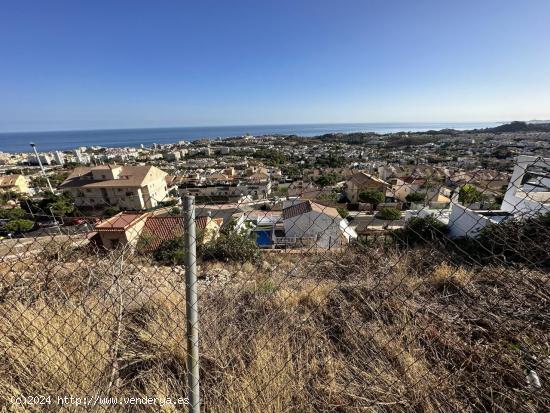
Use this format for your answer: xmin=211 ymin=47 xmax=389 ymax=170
xmin=0 ymin=122 xmax=501 ymax=153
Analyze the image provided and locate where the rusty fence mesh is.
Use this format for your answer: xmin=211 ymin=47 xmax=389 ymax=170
xmin=0 ymin=155 xmax=549 ymax=412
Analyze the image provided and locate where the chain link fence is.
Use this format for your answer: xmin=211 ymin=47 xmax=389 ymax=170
xmin=0 ymin=155 xmax=549 ymax=412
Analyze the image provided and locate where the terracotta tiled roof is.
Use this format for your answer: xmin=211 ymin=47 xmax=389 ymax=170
xmin=347 ymin=172 xmax=389 ymax=188
xmin=139 ymin=215 xmax=211 ymax=252
xmin=59 ymin=165 xmax=165 ymax=189
xmin=95 ymin=213 xmax=144 ymax=231
xmin=401 ymin=176 xmax=427 ymax=185
xmin=139 ymin=217 xmax=184 ymax=251
xmin=246 ymin=172 xmax=270 ymax=182
xmin=195 ymin=215 xmax=208 ymax=230
xmin=282 ymin=201 xmax=312 ymax=219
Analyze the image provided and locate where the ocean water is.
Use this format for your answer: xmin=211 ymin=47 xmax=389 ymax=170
xmin=0 ymin=122 xmax=500 ymax=152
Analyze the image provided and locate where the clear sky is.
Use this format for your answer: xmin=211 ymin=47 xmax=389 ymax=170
xmin=0 ymin=0 xmax=549 ymax=132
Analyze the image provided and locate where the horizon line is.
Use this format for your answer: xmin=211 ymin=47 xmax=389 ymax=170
xmin=0 ymin=120 xmax=514 ymax=135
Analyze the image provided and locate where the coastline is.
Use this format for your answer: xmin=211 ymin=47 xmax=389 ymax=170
xmin=0 ymin=122 xmax=501 ymax=153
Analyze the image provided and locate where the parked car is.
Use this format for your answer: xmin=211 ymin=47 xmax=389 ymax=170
xmin=38 ymin=220 xmax=59 ymax=228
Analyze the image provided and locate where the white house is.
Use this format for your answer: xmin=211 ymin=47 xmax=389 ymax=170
xmin=282 ymin=199 xmax=357 ymax=248
xmin=447 ymin=204 xmax=512 ymax=238
xmin=446 ymin=155 xmax=549 ymax=238
xmin=501 ymin=155 xmax=550 ymax=217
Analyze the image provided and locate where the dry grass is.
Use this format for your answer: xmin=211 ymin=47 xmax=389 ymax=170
xmin=0 ymin=244 xmax=548 ymax=412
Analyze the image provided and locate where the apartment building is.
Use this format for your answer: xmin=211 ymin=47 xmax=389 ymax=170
xmin=60 ymin=164 xmax=169 ymax=210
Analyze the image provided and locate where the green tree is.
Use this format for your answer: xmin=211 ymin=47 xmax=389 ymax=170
xmin=0 ymin=207 xmax=27 ymax=220
xmin=459 ymin=184 xmax=483 ymax=205
xmin=315 ymin=173 xmax=338 ymax=188
xmin=315 ymin=152 xmax=345 ymax=168
xmin=50 ymin=198 xmax=75 ymax=216
xmin=31 ymin=172 xmax=69 ymax=190
xmin=5 ymin=219 xmax=34 ymax=233
xmin=405 ymin=192 xmax=426 ymax=203
xmin=38 ymin=194 xmax=75 ymax=216
xmin=376 ymin=207 xmax=401 ymax=220
xmin=359 ymin=190 xmax=385 ymax=208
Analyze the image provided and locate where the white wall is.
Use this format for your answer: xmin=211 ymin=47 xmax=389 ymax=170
xmin=448 ymin=204 xmax=493 ymax=238
xmin=284 ymin=211 xmax=353 ymax=248
xmin=502 ymin=155 xmax=550 ymax=217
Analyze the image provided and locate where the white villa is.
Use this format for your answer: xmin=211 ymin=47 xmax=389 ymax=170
xmin=282 ymin=199 xmax=357 ymax=248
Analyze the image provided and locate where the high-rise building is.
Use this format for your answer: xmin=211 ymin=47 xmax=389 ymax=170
xmin=54 ymin=151 xmax=65 ymax=165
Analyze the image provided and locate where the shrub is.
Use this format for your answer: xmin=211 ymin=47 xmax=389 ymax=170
xmin=472 ymin=212 xmax=550 ymax=267
xmin=202 ymin=231 xmax=260 ymax=263
xmin=394 ymin=216 xmax=447 ymax=246
xmin=40 ymin=240 xmax=77 ymax=261
xmin=4 ymin=219 xmax=35 ymax=233
xmin=255 ymin=278 xmax=277 ymax=294
xmin=273 ymin=185 xmax=289 ymax=196
xmin=376 ymin=207 xmax=401 ymax=220
xmin=104 ymin=207 xmax=120 ymax=217
xmin=336 ymin=207 xmax=349 ymax=219
xmin=153 ymin=230 xmax=259 ymax=265
xmin=0 ymin=191 xmax=19 ymax=205
xmin=160 ymin=199 xmax=178 ymax=207
xmin=153 ymin=237 xmax=185 ymax=265
xmin=169 ymin=206 xmax=181 ymax=215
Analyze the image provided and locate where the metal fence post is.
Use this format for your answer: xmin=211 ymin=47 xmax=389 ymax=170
xmin=183 ymin=195 xmax=200 ymax=412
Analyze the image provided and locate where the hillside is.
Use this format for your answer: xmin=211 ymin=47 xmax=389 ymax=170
xmin=477 ymin=121 xmax=550 ymax=133
xmin=0 ymin=242 xmax=548 ymax=412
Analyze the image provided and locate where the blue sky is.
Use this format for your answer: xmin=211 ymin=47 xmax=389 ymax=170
xmin=0 ymin=0 xmax=549 ymax=132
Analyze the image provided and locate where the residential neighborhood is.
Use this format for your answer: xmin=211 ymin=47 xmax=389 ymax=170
xmin=0 ymin=124 xmax=549 ymax=255
xmin=1 ymin=2 xmax=550 ymax=410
